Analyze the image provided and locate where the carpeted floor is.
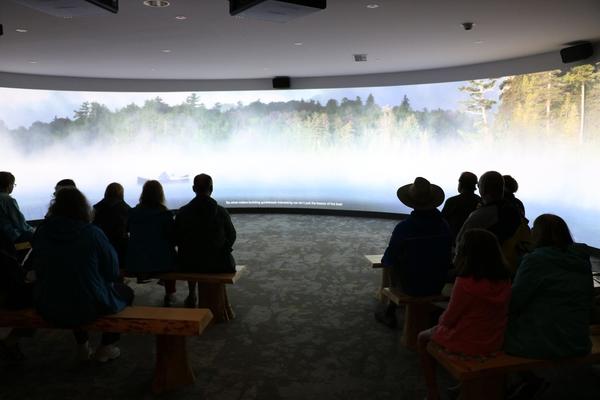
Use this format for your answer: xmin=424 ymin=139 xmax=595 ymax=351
xmin=1 ymin=214 xmax=599 ymax=399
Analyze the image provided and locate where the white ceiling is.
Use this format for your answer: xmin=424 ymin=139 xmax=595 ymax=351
xmin=0 ymin=0 xmax=599 ymax=88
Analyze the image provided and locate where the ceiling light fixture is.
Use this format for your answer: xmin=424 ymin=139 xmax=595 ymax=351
xmin=15 ymin=28 xmax=28 ymax=33
xmin=143 ymin=0 xmax=170 ymax=8
xmin=161 ymin=49 xmax=171 ymax=53
xmin=28 ymin=61 xmax=38 ymax=64
xmin=474 ymin=40 xmax=484 ymax=44
xmin=366 ymin=4 xmax=379 ymax=9
xmin=294 ymin=42 xmax=303 ymax=46
xmin=175 ymin=15 xmax=187 ymax=20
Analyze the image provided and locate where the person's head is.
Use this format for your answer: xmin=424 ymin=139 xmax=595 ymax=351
xmin=193 ymin=174 xmax=213 ymax=197
xmin=458 ymin=172 xmax=478 ymax=194
xmin=54 ymin=179 xmax=76 ymax=196
xmin=532 ymin=214 xmax=573 ymax=250
xmin=104 ymin=182 xmax=124 ymax=201
xmin=48 ymin=187 xmax=92 ymax=222
xmin=503 ymin=175 xmax=518 ymax=194
xmin=396 ymin=177 xmax=445 ymax=211
xmin=478 ymin=171 xmax=504 ymax=203
xmin=0 ymin=171 xmax=16 ymax=194
xmin=455 ymin=228 xmax=510 ymax=281
xmin=139 ymin=180 xmax=166 ymax=208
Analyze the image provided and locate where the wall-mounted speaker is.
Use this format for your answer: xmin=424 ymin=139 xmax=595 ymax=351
xmin=560 ymin=42 xmax=593 ymax=64
xmin=273 ymin=76 xmax=291 ymax=89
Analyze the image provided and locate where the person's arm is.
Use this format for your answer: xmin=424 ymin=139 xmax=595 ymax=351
xmin=509 ymin=255 xmax=542 ymax=315
xmin=381 ymin=224 xmax=403 ymax=267
xmin=4 ymin=198 xmax=34 ymax=241
xmin=437 ymin=279 xmax=472 ymax=329
xmin=222 ymin=208 xmax=236 ymax=250
xmin=95 ymin=228 xmax=120 ymax=282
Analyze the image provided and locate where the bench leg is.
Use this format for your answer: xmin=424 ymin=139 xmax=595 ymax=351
xmin=152 ymin=335 xmax=195 ymax=394
xmin=459 ymin=377 xmax=505 ymax=400
xmin=376 ymin=268 xmax=391 ymax=304
xmin=197 ymin=283 xmax=235 ymax=323
xmin=401 ymin=303 xmax=435 ymax=351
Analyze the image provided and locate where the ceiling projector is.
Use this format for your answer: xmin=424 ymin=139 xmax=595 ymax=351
xmin=229 ymin=0 xmax=326 ymax=23
xmin=11 ymin=0 xmax=118 ymax=17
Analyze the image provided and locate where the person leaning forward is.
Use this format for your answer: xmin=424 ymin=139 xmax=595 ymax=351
xmin=175 ymin=174 xmax=236 ymax=307
xmin=376 ymin=177 xmax=453 ymax=328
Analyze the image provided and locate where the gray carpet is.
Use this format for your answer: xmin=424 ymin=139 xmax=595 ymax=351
xmin=1 ymin=214 xmax=598 ymax=399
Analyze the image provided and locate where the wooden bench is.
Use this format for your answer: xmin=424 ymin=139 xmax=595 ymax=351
xmin=0 ymin=306 xmax=213 ymax=394
xmin=125 ymin=265 xmax=246 ymax=323
xmin=381 ymin=287 xmax=450 ymax=351
xmin=365 ymin=254 xmax=390 ymax=303
xmin=427 ymin=326 xmax=600 ymax=400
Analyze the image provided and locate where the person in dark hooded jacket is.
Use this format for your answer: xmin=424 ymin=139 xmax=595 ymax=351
xmin=175 ymin=174 xmax=236 ymax=307
xmin=93 ymin=182 xmax=131 ymax=269
xmin=127 ymin=180 xmax=177 ymax=305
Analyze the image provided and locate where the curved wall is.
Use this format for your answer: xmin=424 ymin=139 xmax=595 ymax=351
xmin=0 ymin=46 xmax=599 ymax=92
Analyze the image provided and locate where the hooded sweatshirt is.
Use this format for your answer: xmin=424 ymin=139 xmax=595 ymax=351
xmin=382 ymin=209 xmax=452 ymax=296
xmin=32 ymin=216 xmax=126 ymax=327
xmin=175 ymin=196 xmax=236 ymax=273
xmin=126 ymin=205 xmax=175 ymax=273
xmin=432 ymin=276 xmax=511 ymax=355
xmin=504 ymin=245 xmax=593 ymax=359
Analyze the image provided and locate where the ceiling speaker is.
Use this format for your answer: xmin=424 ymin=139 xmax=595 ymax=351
xmin=560 ymin=42 xmax=593 ymax=63
xmin=273 ymin=76 xmax=291 ymax=89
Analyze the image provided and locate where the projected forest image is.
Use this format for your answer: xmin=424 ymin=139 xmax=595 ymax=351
xmin=1 ymin=63 xmax=599 ymax=245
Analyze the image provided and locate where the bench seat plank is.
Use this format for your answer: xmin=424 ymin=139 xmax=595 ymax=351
xmin=124 ymin=265 xmax=246 ymax=284
xmin=381 ymin=287 xmax=450 ymax=304
xmin=0 ymin=306 xmax=213 ymax=336
xmin=428 ymin=331 xmax=600 ymax=382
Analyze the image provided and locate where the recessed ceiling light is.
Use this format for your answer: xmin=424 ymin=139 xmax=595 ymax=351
xmin=143 ymin=0 xmax=170 ymax=7
xmin=175 ymin=15 xmax=187 ymax=20
xmin=161 ymin=49 xmax=171 ymax=53
xmin=294 ymin=42 xmax=303 ymax=46
xmin=28 ymin=61 xmax=38 ymax=64
xmin=474 ymin=40 xmax=484 ymax=44
xmin=366 ymin=4 xmax=380 ymax=9
xmin=15 ymin=28 xmax=28 ymax=33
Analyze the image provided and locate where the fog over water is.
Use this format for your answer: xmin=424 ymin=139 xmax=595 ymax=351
xmin=1 ymin=70 xmax=599 ymax=247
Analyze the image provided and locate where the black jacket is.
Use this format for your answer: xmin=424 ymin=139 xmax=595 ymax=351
xmin=93 ymin=198 xmax=131 ymax=267
xmin=175 ymin=196 xmax=236 ymax=273
xmin=441 ymin=192 xmax=481 ymax=239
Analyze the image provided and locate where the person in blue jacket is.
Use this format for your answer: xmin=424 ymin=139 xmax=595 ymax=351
xmin=0 ymin=171 xmax=34 ymax=243
xmin=32 ymin=188 xmax=133 ymax=362
xmin=376 ymin=177 xmax=452 ymax=328
xmin=127 ymin=180 xmax=176 ymax=306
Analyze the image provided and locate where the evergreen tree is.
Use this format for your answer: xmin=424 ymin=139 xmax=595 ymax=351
xmin=459 ymin=79 xmax=497 ymax=138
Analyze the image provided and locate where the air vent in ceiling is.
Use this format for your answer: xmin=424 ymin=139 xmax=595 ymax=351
xmin=354 ymin=54 xmax=368 ymax=62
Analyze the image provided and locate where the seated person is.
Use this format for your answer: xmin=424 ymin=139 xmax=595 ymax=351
xmin=0 ymin=172 xmax=34 ymax=243
xmin=376 ymin=177 xmax=452 ymax=328
xmin=93 ymin=183 xmax=131 ymax=269
xmin=503 ymin=175 xmax=526 ymax=218
xmin=127 ymin=180 xmax=176 ymax=306
xmin=456 ymin=171 xmax=527 ymax=272
xmin=0 ymin=233 xmax=35 ymax=361
xmin=504 ymin=214 xmax=593 ymax=359
xmin=45 ymin=179 xmax=77 ymax=219
xmin=417 ymin=229 xmax=511 ymax=400
xmin=441 ymin=171 xmax=481 ymax=239
xmin=32 ymin=188 xmax=133 ymax=362
xmin=175 ymin=174 xmax=236 ymax=307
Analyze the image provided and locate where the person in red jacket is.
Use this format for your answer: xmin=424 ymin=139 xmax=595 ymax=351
xmin=417 ymin=228 xmax=512 ymax=400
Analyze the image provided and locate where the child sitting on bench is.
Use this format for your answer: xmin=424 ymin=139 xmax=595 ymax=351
xmin=417 ymin=229 xmax=512 ymax=400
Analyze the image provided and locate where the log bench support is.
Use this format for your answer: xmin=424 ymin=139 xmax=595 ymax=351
xmin=381 ymin=287 xmax=449 ymax=351
xmin=197 ymin=283 xmax=235 ymax=323
xmin=153 ymin=335 xmax=195 ymax=394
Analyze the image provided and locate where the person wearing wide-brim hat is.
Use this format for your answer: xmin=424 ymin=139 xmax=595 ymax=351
xmin=376 ymin=177 xmax=452 ymax=329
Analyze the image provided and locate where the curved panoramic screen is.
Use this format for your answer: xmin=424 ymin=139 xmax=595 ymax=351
xmin=1 ymin=64 xmax=599 ymax=246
